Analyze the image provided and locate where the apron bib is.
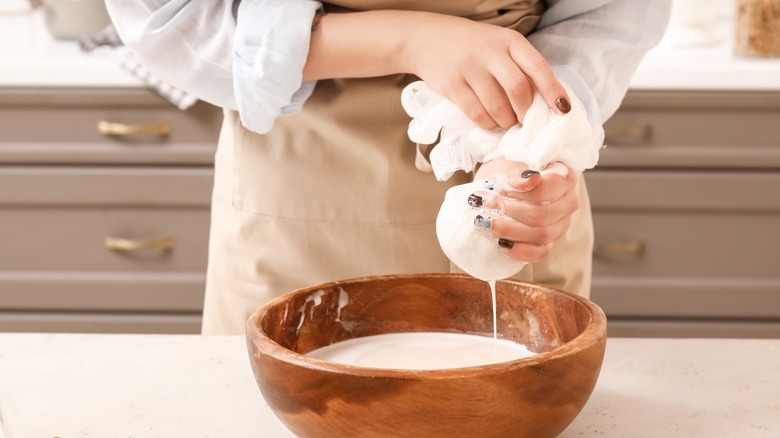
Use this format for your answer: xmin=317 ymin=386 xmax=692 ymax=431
xmin=203 ymin=0 xmax=593 ymax=335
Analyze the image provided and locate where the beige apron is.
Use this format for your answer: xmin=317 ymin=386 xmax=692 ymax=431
xmin=202 ymin=0 xmax=594 ymax=335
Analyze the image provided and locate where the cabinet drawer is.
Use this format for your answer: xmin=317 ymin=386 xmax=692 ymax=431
xmin=606 ymin=318 xmax=780 ymax=339
xmin=0 ymin=274 xmax=205 ymax=312
xmin=0 ymin=207 xmax=210 ymax=312
xmin=0 ymin=312 xmax=201 ymax=334
xmin=0 ymin=88 xmax=222 ymax=165
xmin=0 ymin=166 xmax=212 ymax=312
xmin=0 ymin=166 xmax=213 ymax=207
xmin=586 ymin=170 xmax=780 ymax=319
xmin=0 ymin=166 xmax=212 ymax=272
xmin=0 ymin=207 xmax=210 ymax=273
xmin=601 ymin=91 xmax=780 ymax=169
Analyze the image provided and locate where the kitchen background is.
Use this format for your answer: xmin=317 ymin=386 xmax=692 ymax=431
xmin=0 ymin=0 xmax=778 ymax=338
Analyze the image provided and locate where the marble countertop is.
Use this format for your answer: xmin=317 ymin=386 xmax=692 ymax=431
xmin=0 ymin=333 xmax=778 ymax=437
xmin=2 ymin=6 xmax=780 ymax=91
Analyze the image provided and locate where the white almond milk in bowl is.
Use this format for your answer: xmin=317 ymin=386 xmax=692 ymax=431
xmin=246 ymin=273 xmax=607 ymax=438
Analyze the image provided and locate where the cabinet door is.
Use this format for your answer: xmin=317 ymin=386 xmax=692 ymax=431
xmin=0 ymin=89 xmax=222 ymax=165
xmin=0 ymin=312 xmax=202 ymax=334
xmin=586 ymin=170 xmax=780 ymax=337
xmin=0 ymin=167 xmax=213 ymax=315
xmin=600 ymin=90 xmax=780 ymax=169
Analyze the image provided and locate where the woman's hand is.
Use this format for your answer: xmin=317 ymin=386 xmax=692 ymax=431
xmin=402 ymin=13 xmax=571 ymax=130
xmin=303 ymin=11 xmax=569 ymax=130
xmin=472 ymin=158 xmax=579 ymax=263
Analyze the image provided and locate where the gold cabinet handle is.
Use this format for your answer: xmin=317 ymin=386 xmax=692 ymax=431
xmin=104 ymin=236 xmax=175 ymax=252
xmin=604 ymin=124 xmax=652 ymax=141
xmin=593 ymin=240 xmax=645 ymax=256
xmin=97 ymin=121 xmax=171 ymax=136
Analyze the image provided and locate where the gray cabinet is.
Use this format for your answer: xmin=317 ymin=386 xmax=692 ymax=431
xmin=0 ymin=88 xmax=222 ymax=333
xmin=4 ymin=87 xmax=778 ymax=337
xmin=588 ymin=90 xmax=780 ymax=338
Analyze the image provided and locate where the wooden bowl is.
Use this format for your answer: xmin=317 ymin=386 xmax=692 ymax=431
xmin=246 ymin=273 xmax=607 ymax=438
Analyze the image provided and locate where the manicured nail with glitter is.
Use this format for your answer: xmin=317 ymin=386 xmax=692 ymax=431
xmin=521 ymin=170 xmax=540 ymax=179
xmin=498 ymin=238 xmax=515 ymax=249
xmin=556 ymin=97 xmax=571 ymax=114
xmin=467 ymin=194 xmax=483 ymax=208
xmin=474 ymin=215 xmax=492 ymax=229
xmin=482 ymin=180 xmax=495 ymax=191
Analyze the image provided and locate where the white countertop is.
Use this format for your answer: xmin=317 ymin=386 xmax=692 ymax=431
xmin=0 ymin=333 xmax=778 ymax=437
xmin=2 ymin=6 xmax=780 ymax=91
xmin=631 ymin=41 xmax=780 ymax=91
xmin=0 ymin=6 xmax=141 ymax=88
xmin=630 ymin=20 xmax=780 ymax=91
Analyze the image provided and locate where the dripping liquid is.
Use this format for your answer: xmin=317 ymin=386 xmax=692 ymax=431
xmin=488 ymin=279 xmax=498 ymax=357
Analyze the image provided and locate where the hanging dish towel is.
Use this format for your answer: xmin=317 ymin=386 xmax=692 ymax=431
xmin=79 ymin=25 xmax=198 ymax=110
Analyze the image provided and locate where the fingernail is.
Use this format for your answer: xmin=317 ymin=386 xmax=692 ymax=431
xmin=521 ymin=170 xmax=540 ymax=179
xmin=474 ymin=215 xmax=492 ymax=229
xmin=483 ymin=181 xmax=495 ymax=191
xmin=556 ymin=97 xmax=571 ymax=114
xmin=467 ymin=194 xmax=483 ymax=208
xmin=498 ymin=238 xmax=515 ymax=250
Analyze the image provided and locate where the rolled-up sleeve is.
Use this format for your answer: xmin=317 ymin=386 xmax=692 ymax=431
xmin=106 ymin=0 xmax=321 ymax=134
xmin=232 ymin=0 xmax=321 ymax=133
xmin=529 ymin=0 xmax=672 ymax=128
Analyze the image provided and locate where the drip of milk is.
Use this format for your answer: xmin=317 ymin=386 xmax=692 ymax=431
xmin=489 ymin=280 xmax=497 ymax=339
xmin=489 ymin=279 xmax=498 ymax=356
xmin=306 ymin=332 xmax=535 ymax=370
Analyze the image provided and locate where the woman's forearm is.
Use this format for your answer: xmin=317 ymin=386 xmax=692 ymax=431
xmin=303 ymin=10 xmax=421 ymax=81
xmin=304 ymin=10 xmax=568 ymax=131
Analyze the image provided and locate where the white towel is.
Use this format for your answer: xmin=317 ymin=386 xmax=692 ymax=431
xmin=402 ymin=80 xmax=604 ymax=281
xmin=79 ymin=25 xmax=198 ymax=111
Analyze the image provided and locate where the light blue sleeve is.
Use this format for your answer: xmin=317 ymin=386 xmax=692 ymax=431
xmin=528 ymin=0 xmax=672 ymax=130
xmin=106 ymin=0 xmax=322 ymax=134
xmin=233 ymin=0 xmax=322 ymax=133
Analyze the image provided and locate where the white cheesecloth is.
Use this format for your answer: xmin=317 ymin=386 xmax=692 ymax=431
xmin=401 ymin=80 xmax=604 ymax=281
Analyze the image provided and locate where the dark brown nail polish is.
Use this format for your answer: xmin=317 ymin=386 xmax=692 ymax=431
xmin=498 ymin=238 xmax=515 ymax=249
xmin=556 ymin=97 xmax=571 ymax=114
xmin=521 ymin=170 xmax=540 ymax=179
xmin=474 ymin=215 xmax=491 ymax=229
xmin=467 ymin=194 xmax=483 ymax=208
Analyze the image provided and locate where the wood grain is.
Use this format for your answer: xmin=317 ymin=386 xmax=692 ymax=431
xmin=247 ymin=273 xmax=607 ymax=438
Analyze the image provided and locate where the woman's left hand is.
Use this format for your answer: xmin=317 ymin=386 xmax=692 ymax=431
xmin=471 ymin=158 xmax=579 ymax=263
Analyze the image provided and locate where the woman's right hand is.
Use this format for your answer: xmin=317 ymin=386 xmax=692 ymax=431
xmin=304 ymin=10 xmax=568 ymax=130
xmin=401 ymin=13 xmax=571 ymax=131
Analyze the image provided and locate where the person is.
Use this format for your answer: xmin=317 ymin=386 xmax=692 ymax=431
xmin=106 ymin=0 xmax=671 ymax=335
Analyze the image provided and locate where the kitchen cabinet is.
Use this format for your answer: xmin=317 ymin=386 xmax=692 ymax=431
xmin=0 ymin=87 xmax=222 ymax=333
xmin=588 ymin=90 xmax=780 ymax=338
xmin=4 ymin=90 xmax=779 ymax=337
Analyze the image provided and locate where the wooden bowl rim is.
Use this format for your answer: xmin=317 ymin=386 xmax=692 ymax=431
xmin=247 ymin=273 xmax=607 ymax=379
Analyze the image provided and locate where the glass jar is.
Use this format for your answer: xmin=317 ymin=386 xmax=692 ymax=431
xmin=734 ymin=0 xmax=780 ymax=57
